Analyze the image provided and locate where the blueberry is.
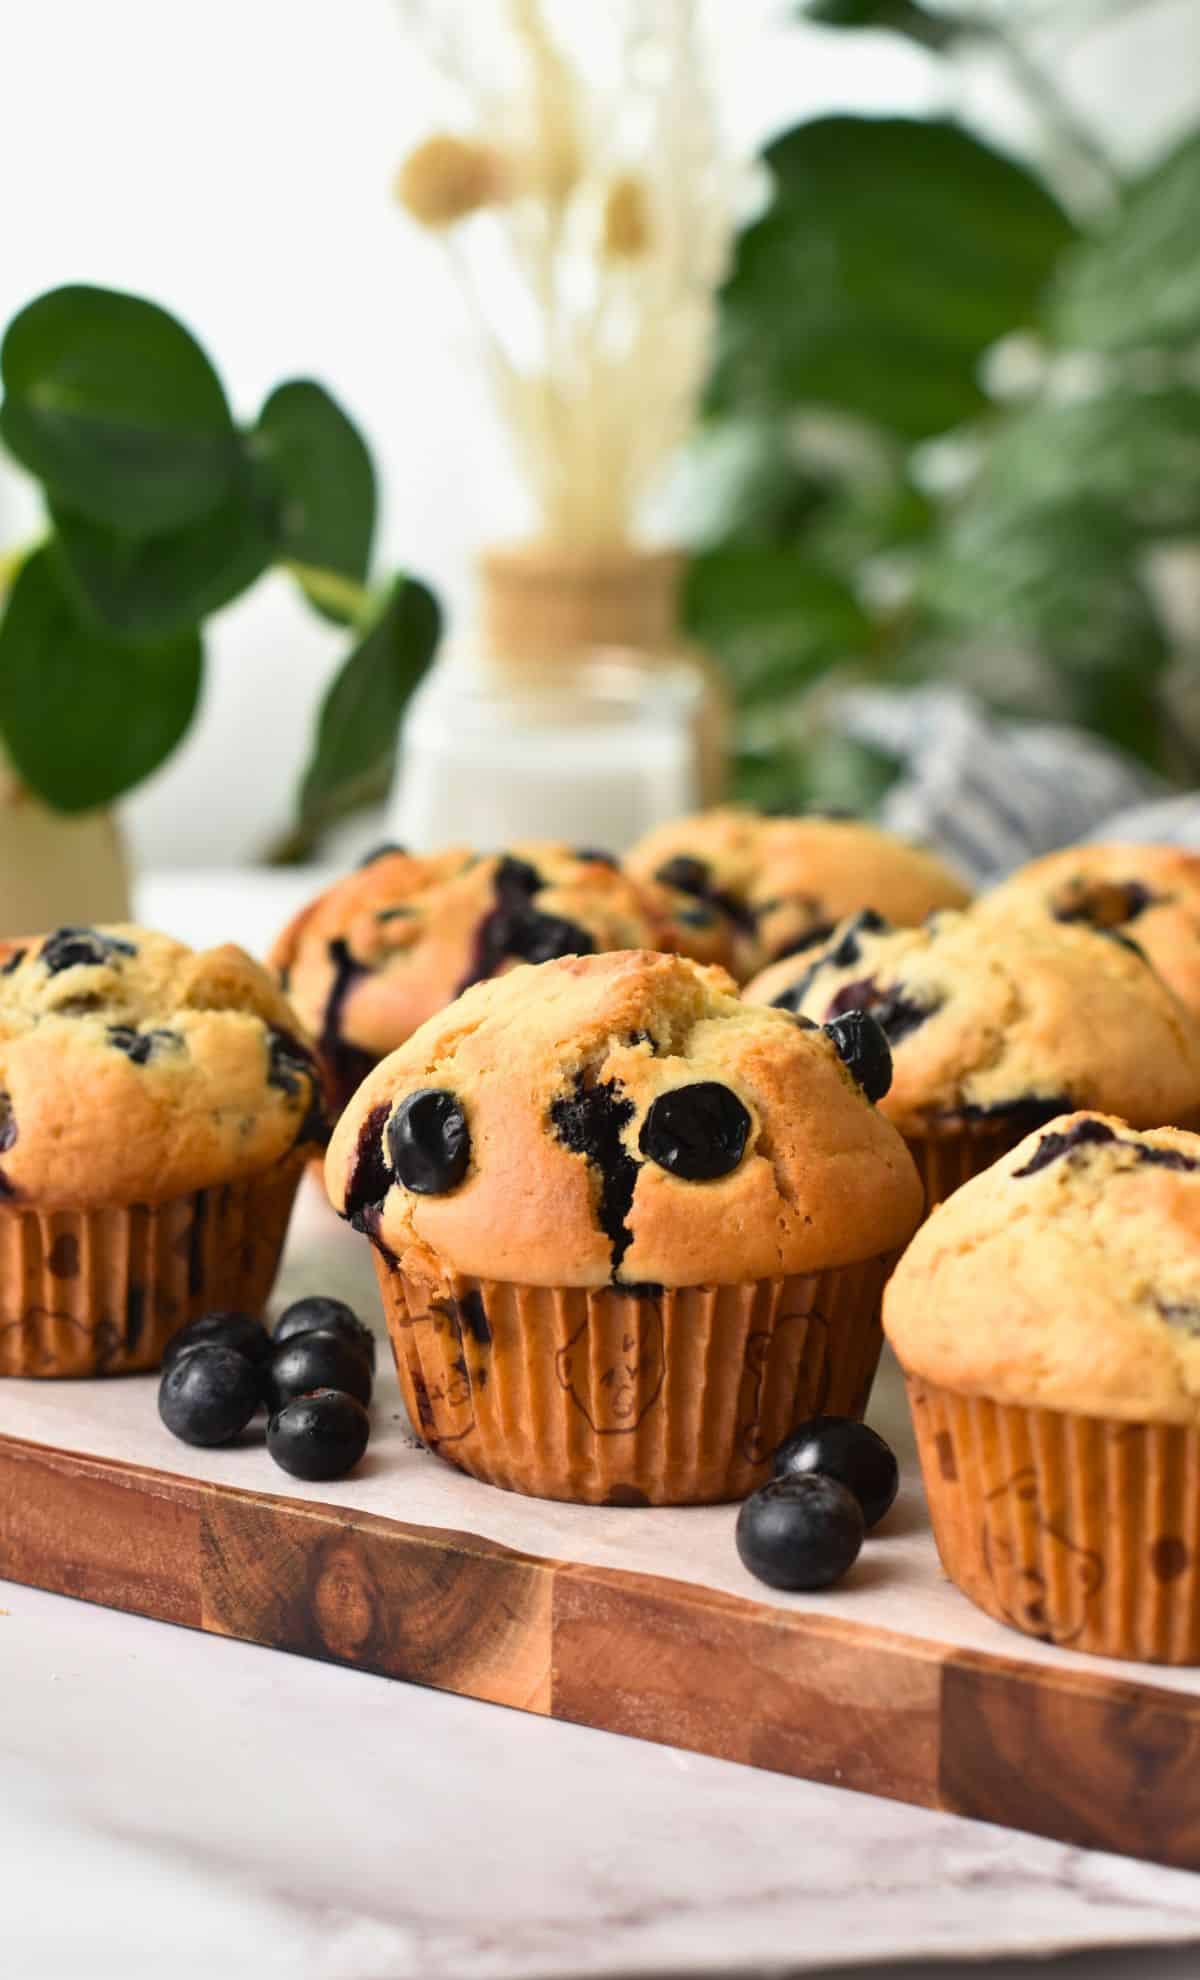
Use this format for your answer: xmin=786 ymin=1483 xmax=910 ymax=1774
xmin=267 ymin=1389 xmax=371 ymax=1481
xmin=162 ymin=1309 xmax=272 ymax=1374
xmin=267 ymin=1329 xmax=373 ymax=1411
xmin=273 ymin=1295 xmax=376 ymax=1371
xmin=158 ymin=1344 xmax=262 ymax=1447
xmin=772 ymin=1416 xmax=899 ymax=1530
xmin=387 ymin=1089 xmax=470 ymax=1195
xmin=736 ymin=1474 xmax=864 ymax=1591
xmin=822 ymin=1010 xmax=893 ymax=1103
xmin=41 ymin=927 xmax=136 ymax=973
xmin=357 ymin=842 xmax=407 ymax=867
xmin=639 ymin=1082 xmax=751 ymax=1181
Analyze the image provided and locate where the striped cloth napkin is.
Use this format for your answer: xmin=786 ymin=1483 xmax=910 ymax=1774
xmin=834 ymin=685 xmax=1189 ymax=884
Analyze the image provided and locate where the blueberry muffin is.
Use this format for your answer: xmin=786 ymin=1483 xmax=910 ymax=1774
xmin=981 ymin=842 xmax=1200 ymax=1022
xmin=326 ymin=948 xmax=922 ymax=1504
xmin=745 ymin=906 xmax=1200 ymax=1209
xmin=625 ymin=807 xmax=970 ymax=980
xmin=0 ymin=924 xmax=325 ymax=1377
xmin=271 ymin=842 xmax=676 ymax=1115
xmin=887 ymin=1112 xmax=1200 ymax=1662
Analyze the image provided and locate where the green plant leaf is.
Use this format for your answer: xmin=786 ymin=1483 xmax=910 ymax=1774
xmin=797 ymin=0 xmax=965 ymax=48
xmin=299 ymin=575 xmax=442 ymax=827
xmin=685 ymin=547 xmax=873 ymax=706
xmin=254 ymin=380 xmax=377 ymax=625
xmin=1052 ymin=132 xmax=1200 ymax=351
xmin=712 ymin=118 xmax=1076 ymax=439
xmin=922 ymin=497 xmax=1169 ymax=764
xmin=0 ymin=547 xmax=203 ymax=811
xmin=51 ymin=457 xmax=278 ymax=640
xmin=981 ymin=389 xmax=1200 ymax=537
xmin=733 ymin=731 xmax=900 ymax=814
xmin=0 ymin=286 xmax=238 ymax=532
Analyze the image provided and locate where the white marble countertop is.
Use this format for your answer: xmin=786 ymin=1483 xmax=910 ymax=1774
xmin=5 ymin=869 xmax=1200 ymax=1979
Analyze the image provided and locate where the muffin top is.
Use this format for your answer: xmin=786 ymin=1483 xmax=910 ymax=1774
xmin=744 ymin=906 xmax=1200 ymax=1137
xmin=271 ymin=841 xmax=669 ymax=1108
xmin=885 ymin=1112 xmax=1200 ymax=1424
xmin=625 ymin=806 xmax=970 ymax=979
xmin=326 ymin=948 xmax=923 ymax=1291
xmin=0 ymin=924 xmax=324 ymax=1208
xmin=980 ymin=842 xmax=1200 ymax=1022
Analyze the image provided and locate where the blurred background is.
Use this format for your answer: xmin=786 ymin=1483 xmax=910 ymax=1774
xmin=1 ymin=0 xmax=1198 ymax=876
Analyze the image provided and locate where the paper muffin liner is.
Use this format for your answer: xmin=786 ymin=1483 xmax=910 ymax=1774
xmin=0 ymin=1153 xmax=308 ymax=1379
xmin=375 ymin=1251 xmax=896 ymax=1505
xmin=906 ymin=1120 xmax=1033 ymax=1213
xmin=906 ymin=1373 xmax=1200 ymax=1664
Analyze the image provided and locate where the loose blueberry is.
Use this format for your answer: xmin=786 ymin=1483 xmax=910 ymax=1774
xmin=822 ymin=1010 xmax=893 ymax=1103
xmin=639 ymin=1082 xmax=751 ymax=1181
xmin=267 ymin=1329 xmax=373 ymax=1411
xmin=162 ymin=1309 xmax=272 ymax=1374
xmin=736 ymin=1474 xmax=864 ymax=1591
xmin=267 ymin=1389 xmax=371 ymax=1481
xmin=158 ymin=1344 xmax=262 ymax=1447
xmin=273 ymin=1295 xmax=376 ymax=1372
xmin=772 ymin=1416 xmax=899 ymax=1530
xmin=387 ymin=1088 xmax=471 ymax=1195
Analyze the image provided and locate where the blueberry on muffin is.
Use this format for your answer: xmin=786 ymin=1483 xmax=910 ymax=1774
xmin=0 ymin=924 xmax=324 ymax=1377
xmin=886 ymin=1112 xmax=1200 ymax=1662
xmin=744 ymin=905 xmax=1200 ymax=1209
xmin=327 ymin=948 xmax=922 ymax=1504
xmin=981 ymin=842 xmax=1200 ymax=1024
xmin=625 ymin=807 xmax=970 ymax=980
xmin=270 ymin=843 xmax=671 ymax=1115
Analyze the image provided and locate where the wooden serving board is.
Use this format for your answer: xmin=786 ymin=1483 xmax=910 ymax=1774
xmin=4 ymin=1178 xmax=1200 ymax=1875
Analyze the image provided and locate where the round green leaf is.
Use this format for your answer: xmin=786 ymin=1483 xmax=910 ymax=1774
xmin=51 ymin=458 xmax=277 ymax=640
xmin=713 ymin=118 xmax=1076 ymax=439
xmin=1 ymin=286 xmax=238 ymax=532
xmin=255 ymin=380 xmax=376 ymax=623
xmin=299 ymin=576 xmax=441 ymax=826
xmin=1052 ymin=133 xmax=1200 ymax=352
xmin=0 ymin=548 xmax=203 ymax=812
xmin=685 ymin=547 xmax=873 ymax=706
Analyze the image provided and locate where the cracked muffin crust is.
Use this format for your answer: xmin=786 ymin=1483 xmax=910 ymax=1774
xmin=326 ymin=948 xmax=923 ymax=1290
xmin=886 ymin=1112 xmax=1200 ymax=1662
xmin=625 ymin=807 xmax=970 ymax=980
xmin=979 ymin=842 xmax=1200 ymax=1022
xmin=744 ymin=906 xmax=1200 ymax=1141
xmin=0 ymin=923 xmax=324 ymax=1206
xmin=886 ymin=1113 xmax=1200 ymax=1421
xmin=271 ymin=842 xmax=677 ymax=1113
xmin=328 ymin=948 xmax=922 ymax=1504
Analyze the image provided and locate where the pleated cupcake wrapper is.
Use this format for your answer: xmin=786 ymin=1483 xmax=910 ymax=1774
xmin=375 ymin=1252 xmax=895 ymax=1505
xmin=0 ymin=1154 xmax=308 ymax=1379
xmin=907 ymin=1121 xmax=1030 ymax=1214
xmin=906 ymin=1373 xmax=1200 ymax=1664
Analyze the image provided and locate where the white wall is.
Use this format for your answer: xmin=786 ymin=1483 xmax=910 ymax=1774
xmin=1 ymin=0 xmax=1195 ymax=866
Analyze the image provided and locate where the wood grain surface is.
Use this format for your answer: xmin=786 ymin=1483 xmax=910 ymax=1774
xmin=5 ymin=1422 xmax=1200 ymax=1872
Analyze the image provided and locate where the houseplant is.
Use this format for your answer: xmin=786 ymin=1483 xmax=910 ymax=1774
xmin=0 ymin=284 xmax=441 ymax=926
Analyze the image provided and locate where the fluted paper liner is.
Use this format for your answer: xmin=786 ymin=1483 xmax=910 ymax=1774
xmin=907 ymin=1121 xmax=1033 ymax=1213
xmin=374 ymin=1251 xmax=895 ymax=1504
xmin=0 ymin=1153 xmax=307 ymax=1379
xmin=907 ymin=1374 xmax=1200 ymax=1664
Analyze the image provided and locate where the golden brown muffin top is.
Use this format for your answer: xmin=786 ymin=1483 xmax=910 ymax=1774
xmin=0 ymin=924 xmax=323 ymax=1208
xmin=624 ymin=806 xmax=970 ymax=978
xmin=885 ymin=1112 xmax=1200 ymax=1424
xmin=326 ymin=948 xmax=923 ymax=1291
xmin=980 ymin=842 xmax=1200 ymax=1023
xmin=271 ymin=841 xmax=675 ymax=1109
xmin=744 ymin=905 xmax=1200 ymax=1139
